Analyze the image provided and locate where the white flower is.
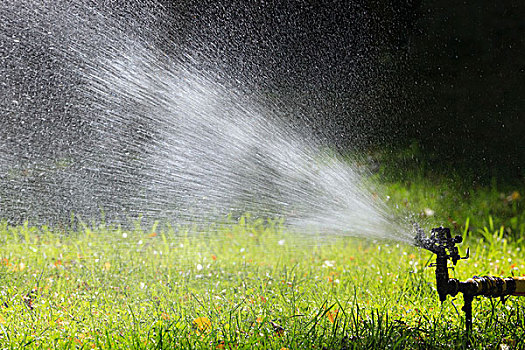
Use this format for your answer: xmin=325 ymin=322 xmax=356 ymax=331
xmin=323 ymin=260 xmax=335 ymax=268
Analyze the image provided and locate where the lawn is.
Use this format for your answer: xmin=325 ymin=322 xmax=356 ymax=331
xmin=1 ymin=214 xmax=524 ymax=349
xmin=1 ymin=155 xmax=524 ymax=349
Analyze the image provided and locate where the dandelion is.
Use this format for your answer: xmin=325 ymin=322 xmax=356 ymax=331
xmin=278 ymin=239 xmax=285 ymax=246
xmin=509 ymin=191 xmax=521 ymax=201
xmin=193 ymin=317 xmax=211 ymax=332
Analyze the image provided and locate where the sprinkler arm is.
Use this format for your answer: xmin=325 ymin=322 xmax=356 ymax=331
xmin=415 ymin=225 xmax=525 ymax=334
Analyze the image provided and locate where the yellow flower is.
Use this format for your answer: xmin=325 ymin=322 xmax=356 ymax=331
xmin=193 ymin=317 xmax=212 ymax=332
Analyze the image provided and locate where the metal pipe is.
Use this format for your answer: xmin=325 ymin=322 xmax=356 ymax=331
xmin=513 ymin=277 xmax=525 ymax=295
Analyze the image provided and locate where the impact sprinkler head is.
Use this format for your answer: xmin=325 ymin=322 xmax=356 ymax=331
xmin=414 ymin=224 xmax=469 ymax=302
xmin=414 ymin=224 xmax=466 ymax=264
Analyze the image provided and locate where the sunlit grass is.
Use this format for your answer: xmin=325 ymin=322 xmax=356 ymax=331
xmin=0 ymin=218 xmax=524 ymax=349
xmin=370 ymin=147 xmax=524 ymax=238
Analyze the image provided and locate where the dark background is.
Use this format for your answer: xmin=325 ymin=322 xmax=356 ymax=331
xmin=158 ymin=0 xmax=524 ymax=181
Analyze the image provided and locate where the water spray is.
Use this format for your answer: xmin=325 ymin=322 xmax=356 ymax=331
xmin=414 ymin=225 xmax=525 ymax=335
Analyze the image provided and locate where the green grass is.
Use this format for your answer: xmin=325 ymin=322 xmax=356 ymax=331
xmin=0 ymin=217 xmax=524 ymax=349
xmin=2 ymin=151 xmax=524 ymax=349
xmin=378 ymin=173 xmax=524 ymax=236
xmin=367 ymin=146 xmax=524 ymax=238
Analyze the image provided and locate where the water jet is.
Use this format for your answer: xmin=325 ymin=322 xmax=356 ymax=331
xmin=0 ymin=0 xmax=412 ymax=244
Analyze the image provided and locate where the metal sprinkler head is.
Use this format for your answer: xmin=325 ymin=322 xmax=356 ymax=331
xmin=414 ymin=224 xmax=469 ymax=302
xmin=414 ymin=224 xmax=467 ymax=264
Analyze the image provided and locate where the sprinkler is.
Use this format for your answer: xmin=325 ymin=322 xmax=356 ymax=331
xmin=414 ymin=225 xmax=525 ymax=335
